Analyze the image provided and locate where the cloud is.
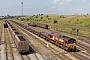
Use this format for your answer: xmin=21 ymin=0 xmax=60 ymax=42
xmin=4 ymin=10 xmax=9 ymax=12
xmin=82 ymin=0 xmax=86 ymax=1
xmin=70 ymin=9 xmax=72 ymax=10
xmin=57 ymin=8 xmax=65 ymax=10
xmin=52 ymin=0 xmax=73 ymax=4
xmin=51 ymin=6 xmax=55 ymax=8
xmin=24 ymin=7 xmax=32 ymax=9
xmin=67 ymin=0 xmax=73 ymax=2
xmin=87 ymin=3 xmax=90 ymax=5
xmin=76 ymin=9 xmax=82 ymax=11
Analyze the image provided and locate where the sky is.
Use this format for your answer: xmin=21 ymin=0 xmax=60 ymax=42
xmin=0 ymin=0 xmax=90 ymax=16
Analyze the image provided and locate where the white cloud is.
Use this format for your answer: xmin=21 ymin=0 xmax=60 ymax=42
xmin=76 ymin=9 xmax=82 ymax=11
xmin=52 ymin=0 xmax=73 ymax=4
xmin=70 ymin=9 xmax=72 ymax=10
xmin=24 ymin=7 xmax=32 ymax=9
xmin=51 ymin=6 xmax=55 ymax=8
xmin=87 ymin=3 xmax=90 ymax=5
xmin=82 ymin=0 xmax=86 ymax=1
xmin=57 ymin=9 xmax=65 ymax=10
xmin=67 ymin=0 xmax=73 ymax=2
xmin=40 ymin=6 xmax=44 ymax=8
xmin=4 ymin=10 xmax=9 ymax=12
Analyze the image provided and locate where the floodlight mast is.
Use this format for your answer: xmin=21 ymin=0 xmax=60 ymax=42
xmin=21 ymin=2 xmax=23 ymax=16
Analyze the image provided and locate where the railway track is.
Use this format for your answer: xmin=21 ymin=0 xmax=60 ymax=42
xmin=1 ymin=20 xmax=7 ymax=60
xmin=9 ymin=20 xmax=90 ymax=60
xmin=10 ymin=20 xmax=78 ymax=60
xmin=9 ymin=20 xmax=58 ymax=60
xmin=4 ymin=27 xmax=23 ymax=60
xmin=1 ymin=20 xmax=46 ymax=60
xmin=77 ymin=40 xmax=90 ymax=52
xmin=27 ymin=21 xmax=90 ymax=60
xmin=78 ymin=36 xmax=90 ymax=44
xmin=8 ymin=21 xmax=45 ymax=60
xmin=70 ymin=52 xmax=90 ymax=60
xmin=17 ymin=20 xmax=90 ymax=47
xmin=4 ymin=28 xmax=14 ymax=60
xmin=15 ymin=20 xmax=90 ymax=44
xmin=0 ymin=21 xmax=2 ymax=59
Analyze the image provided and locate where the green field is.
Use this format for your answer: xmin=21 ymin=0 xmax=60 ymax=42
xmin=18 ymin=14 xmax=90 ymax=37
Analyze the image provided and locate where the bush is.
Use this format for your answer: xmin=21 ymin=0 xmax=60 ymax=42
xmin=46 ymin=15 xmax=49 ymax=18
xmin=60 ymin=15 xmax=65 ymax=18
xmin=53 ymin=20 xmax=58 ymax=23
xmin=41 ymin=17 xmax=43 ymax=19
xmin=72 ymin=28 xmax=76 ymax=31
xmin=41 ymin=14 xmax=43 ymax=15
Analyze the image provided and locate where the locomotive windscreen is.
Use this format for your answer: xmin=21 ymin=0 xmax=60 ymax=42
xmin=68 ymin=39 xmax=76 ymax=44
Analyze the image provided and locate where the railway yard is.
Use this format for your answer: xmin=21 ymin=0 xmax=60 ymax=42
xmin=0 ymin=20 xmax=90 ymax=60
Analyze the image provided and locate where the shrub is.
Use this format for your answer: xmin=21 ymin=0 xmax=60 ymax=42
xmin=60 ymin=15 xmax=65 ymax=18
xmin=53 ymin=20 xmax=58 ymax=23
xmin=46 ymin=15 xmax=49 ymax=18
xmin=41 ymin=17 xmax=43 ymax=19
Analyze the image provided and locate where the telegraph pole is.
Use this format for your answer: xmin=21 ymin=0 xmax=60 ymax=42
xmin=21 ymin=2 xmax=23 ymax=16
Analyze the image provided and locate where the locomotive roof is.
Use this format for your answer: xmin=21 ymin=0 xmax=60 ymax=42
xmin=48 ymin=32 xmax=76 ymax=41
xmin=48 ymin=32 xmax=61 ymax=38
xmin=61 ymin=35 xmax=76 ymax=41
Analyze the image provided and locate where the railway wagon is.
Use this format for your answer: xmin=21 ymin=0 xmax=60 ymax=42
xmin=14 ymin=35 xmax=29 ymax=53
xmin=10 ymin=27 xmax=29 ymax=53
xmin=6 ymin=20 xmax=29 ymax=53
xmin=4 ymin=20 xmax=8 ymax=28
xmin=39 ymin=23 xmax=48 ymax=29
xmin=28 ymin=22 xmax=48 ymax=29
xmin=48 ymin=32 xmax=76 ymax=51
xmin=28 ymin=22 xmax=36 ymax=27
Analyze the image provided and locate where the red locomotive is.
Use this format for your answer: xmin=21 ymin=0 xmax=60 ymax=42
xmin=48 ymin=32 xmax=76 ymax=51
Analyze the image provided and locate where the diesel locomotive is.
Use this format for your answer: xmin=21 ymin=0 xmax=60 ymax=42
xmin=48 ymin=32 xmax=76 ymax=51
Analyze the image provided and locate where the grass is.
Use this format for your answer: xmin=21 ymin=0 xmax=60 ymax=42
xmin=18 ymin=14 xmax=90 ymax=37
